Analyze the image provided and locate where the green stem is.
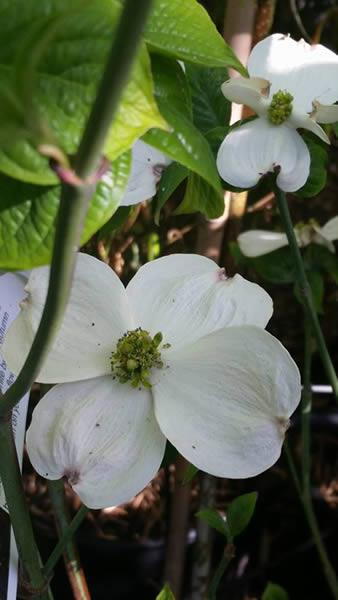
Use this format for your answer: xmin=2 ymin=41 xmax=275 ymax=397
xmin=274 ymin=186 xmax=338 ymax=400
xmin=47 ymin=480 xmax=90 ymax=600
xmin=301 ymin=317 xmax=338 ymax=599
xmin=208 ymin=543 xmax=235 ymax=600
xmin=0 ymin=416 xmax=50 ymax=599
xmin=75 ymin=0 xmax=155 ymax=174
xmin=301 ymin=316 xmax=312 ymax=498
xmin=0 ymin=185 xmax=93 ymax=418
xmin=0 ymin=0 xmax=155 ymax=595
xmin=43 ymin=505 xmax=89 ymax=579
xmin=286 ymin=315 xmax=338 ymax=599
xmin=284 ymin=440 xmax=302 ymax=498
xmin=286 ymin=441 xmax=338 ymax=600
xmin=0 ymin=0 xmax=155 ymax=417
xmin=302 ymin=500 xmax=338 ymax=599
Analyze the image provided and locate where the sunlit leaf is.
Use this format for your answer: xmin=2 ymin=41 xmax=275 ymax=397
xmin=145 ymin=0 xmax=246 ymax=74
xmin=185 ymin=63 xmax=230 ymax=133
xmin=0 ymin=0 xmax=166 ymax=184
xmin=144 ymin=56 xmax=221 ymax=192
xmin=0 ymin=152 xmax=130 ymax=269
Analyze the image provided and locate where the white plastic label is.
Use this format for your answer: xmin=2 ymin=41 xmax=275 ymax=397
xmin=0 ymin=273 xmax=30 ymax=600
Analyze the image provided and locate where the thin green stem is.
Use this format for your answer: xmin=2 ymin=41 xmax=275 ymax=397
xmin=0 ymin=416 xmax=50 ymax=599
xmin=284 ymin=439 xmax=302 ymax=498
xmin=286 ymin=314 xmax=338 ymax=599
xmin=0 ymin=0 xmax=155 ymax=595
xmin=301 ymin=316 xmax=312 ymax=499
xmin=300 ymin=317 xmax=338 ymax=599
xmin=0 ymin=0 xmax=155 ymax=417
xmin=302 ymin=500 xmax=338 ymax=599
xmin=274 ymin=186 xmax=338 ymax=400
xmin=47 ymin=479 xmax=90 ymax=600
xmin=208 ymin=543 xmax=235 ymax=600
xmin=286 ymin=439 xmax=338 ymax=600
xmin=75 ymin=0 xmax=155 ymax=174
xmin=43 ymin=505 xmax=89 ymax=579
xmin=0 ymin=186 xmax=92 ymax=418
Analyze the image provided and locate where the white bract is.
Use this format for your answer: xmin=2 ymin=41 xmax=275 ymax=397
xmin=120 ymin=140 xmax=171 ymax=206
xmin=217 ymin=34 xmax=338 ymax=192
xmin=2 ymin=254 xmax=301 ymax=509
xmin=238 ymin=216 xmax=338 ymax=257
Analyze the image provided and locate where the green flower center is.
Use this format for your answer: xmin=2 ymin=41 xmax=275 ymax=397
xmin=111 ymin=328 xmax=170 ymax=389
xmin=267 ymin=90 xmax=293 ymax=125
xmin=294 ymin=219 xmax=319 ymax=246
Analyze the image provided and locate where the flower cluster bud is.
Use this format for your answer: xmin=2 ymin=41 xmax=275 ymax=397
xmin=267 ymin=90 xmax=293 ymax=125
xmin=110 ymin=328 xmax=169 ymax=388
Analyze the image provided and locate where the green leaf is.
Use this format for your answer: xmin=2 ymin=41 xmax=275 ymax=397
xmin=196 ymin=508 xmax=229 ymax=538
xmin=308 ymin=270 xmax=324 ymax=314
xmin=156 ymin=583 xmax=175 ymax=600
xmin=143 ymin=58 xmax=221 ymax=192
xmin=160 ymin=441 xmax=178 ymax=469
xmin=304 ymin=244 xmax=338 ymax=284
xmin=182 ymin=462 xmax=199 ymax=484
xmin=147 ymin=232 xmax=161 ymax=261
xmin=0 ymin=0 xmax=166 ymax=184
xmin=151 ymin=55 xmax=192 ymax=119
xmin=227 ymin=492 xmax=258 ymax=539
xmin=145 ymin=0 xmax=246 ymax=74
xmin=294 ymin=270 xmax=324 ymax=314
xmin=185 ymin=63 xmax=230 ymax=133
xmin=176 ymin=172 xmax=224 ymax=218
xmin=262 ymin=582 xmax=289 ymax=600
xmin=332 ymin=122 xmax=338 ymax=137
xmin=97 ymin=205 xmax=134 ymax=240
xmin=205 ymin=126 xmax=229 ymax=158
xmin=0 ymin=152 xmax=130 ymax=269
xmin=297 ymin=133 xmax=328 ymax=198
xmin=251 ymin=247 xmax=296 ymax=284
xmin=154 ymin=162 xmax=188 ymax=225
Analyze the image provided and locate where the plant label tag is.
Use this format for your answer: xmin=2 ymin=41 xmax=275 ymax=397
xmin=0 ymin=273 xmax=30 ymax=600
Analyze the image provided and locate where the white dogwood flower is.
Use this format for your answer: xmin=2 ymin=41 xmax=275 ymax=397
xmin=120 ymin=140 xmax=171 ymax=206
xmin=2 ymin=253 xmax=301 ymax=509
xmin=238 ymin=216 xmax=338 ymax=257
xmin=217 ymin=34 xmax=338 ymax=191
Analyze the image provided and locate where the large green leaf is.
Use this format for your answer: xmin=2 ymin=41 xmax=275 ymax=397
xmin=144 ymin=0 xmax=246 ymax=74
xmin=185 ymin=63 xmax=230 ymax=133
xmin=151 ymin=55 xmax=192 ymax=119
xmin=144 ymin=107 xmax=221 ymax=192
xmin=144 ymin=56 xmax=221 ymax=192
xmin=0 ymin=152 xmax=130 ymax=269
xmin=176 ymin=172 xmax=224 ymax=218
xmin=0 ymin=0 xmax=166 ymax=184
